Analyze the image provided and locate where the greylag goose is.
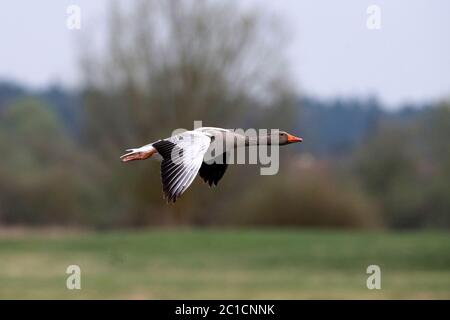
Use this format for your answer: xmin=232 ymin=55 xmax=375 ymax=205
xmin=120 ymin=127 xmax=302 ymax=202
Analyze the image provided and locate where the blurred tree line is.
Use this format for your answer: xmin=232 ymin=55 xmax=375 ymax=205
xmin=356 ymin=104 xmax=450 ymax=228
xmin=0 ymin=0 xmax=449 ymax=229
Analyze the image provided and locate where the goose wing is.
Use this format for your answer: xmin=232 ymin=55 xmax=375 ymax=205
xmin=199 ymin=153 xmax=229 ymax=186
xmin=152 ymin=131 xmax=211 ymax=202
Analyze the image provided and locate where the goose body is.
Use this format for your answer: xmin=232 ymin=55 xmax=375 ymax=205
xmin=120 ymin=127 xmax=302 ymax=202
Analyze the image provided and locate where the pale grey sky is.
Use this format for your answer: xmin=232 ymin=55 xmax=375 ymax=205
xmin=0 ymin=0 xmax=449 ymax=108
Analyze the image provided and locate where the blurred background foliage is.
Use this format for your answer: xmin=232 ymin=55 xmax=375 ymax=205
xmin=0 ymin=0 xmax=449 ymax=230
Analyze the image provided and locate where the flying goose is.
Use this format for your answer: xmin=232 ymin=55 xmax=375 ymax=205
xmin=120 ymin=127 xmax=302 ymax=202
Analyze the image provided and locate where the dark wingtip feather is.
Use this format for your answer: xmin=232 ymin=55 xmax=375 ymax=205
xmin=199 ymin=155 xmax=228 ymax=189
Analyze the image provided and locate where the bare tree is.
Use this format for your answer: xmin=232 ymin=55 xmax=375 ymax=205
xmin=81 ymin=0 xmax=293 ymax=146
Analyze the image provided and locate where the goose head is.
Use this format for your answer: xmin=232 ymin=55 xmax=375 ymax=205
xmin=271 ymin=131 xmax=303 ymax=145
xmin=245 ymin=130 xmax=303 ymax=146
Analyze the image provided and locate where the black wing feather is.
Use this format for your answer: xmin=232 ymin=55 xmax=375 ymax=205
xmin=199 ymin=153 xmax=229 ymax=186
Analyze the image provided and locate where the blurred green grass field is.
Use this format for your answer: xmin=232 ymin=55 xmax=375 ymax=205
xmin=0 ymin=229 xmax=449 ymax=299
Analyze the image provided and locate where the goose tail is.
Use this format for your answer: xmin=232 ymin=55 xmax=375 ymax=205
xmin=120 ymin=145 xmax=157 ymax=162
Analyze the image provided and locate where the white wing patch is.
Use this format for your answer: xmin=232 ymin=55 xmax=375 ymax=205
xmin=152 ymin=131 xmax=211 ymax=202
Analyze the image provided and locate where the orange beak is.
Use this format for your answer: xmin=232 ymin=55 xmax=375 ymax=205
xmin=287 ymin=133 xmax=303 ymax=143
